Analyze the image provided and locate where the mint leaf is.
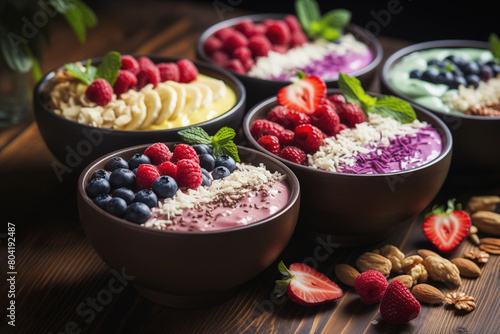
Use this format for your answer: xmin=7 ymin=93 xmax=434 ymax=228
xmin=338 ymin=72 xmax=376 ymax=111
xmin=295 ymin=0 xmax=321 ymax=38
xmin=85 ymin=59 xmax=97 ymax=82
xmin=320 ymin=27 xmax=341 ymax=41
xmin=488 ymin=33 xmax=500 ymax=62
xmin=212 ymin=126 xmax=236 ymax=145
xmin=321 ymin=9 xmax=351 ymax=29
xmin=96 ymin=51 xmax=121 ymax=86
xmin=178 ymin=127 xmax=213 ymax=145
xmin=369 ymin=96 xmax=416 ymax=124
xmin=64 ymin=62 xmax=92 ymax=85
xmin=71 ymin=0 xmax=98 ymax=28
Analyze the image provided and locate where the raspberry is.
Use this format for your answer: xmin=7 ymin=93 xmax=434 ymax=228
xmin=234 ymin=19 xmax=255 ymax=37
xmin=246 ymin=24 xmax=267 ymax=38
xmin=337 ymin=123 xmax=348 ymax=132
xmin=225 ymin=59 xmax=246 ymax=74
xmin=157 ymin=161 xmax=177 ymax=179
xmin=280 ymin=146 xmax=306 ymax=164
xmin=136 ymin=56 xmax=160 ymax=89
xmin=135 ymin=164 xmax=161 ymax=190
xmin=294 ymin=124 xmax=324 ymax=153
xmin=120 ymin=55 xmax=139 ymax=75
xmin=266 ymin=21 xmax=291 ymax=45
xmin=354 ymin=270 xmax=388 ymax=305
xmin=157 ymin=62 xmax=180 ymax=82
xmin=113 ymin=70 xmax=137 ymax=96
xmin=262 ymin=19 xmax=276 ymax=28
xmin=291 ymin=31 xmax=309 ymax=47
xmin=214 ymin=26 xmax=236 ymax=42
xmin=271 ymin=45 xmax=287 ymax=54
xmin=171 ymin=144 xmax=199 ymax=164
xmin=327 ymin=94 xmax=347 ymax=106
xmin=284 ymin=109 xmax=311 ymax=130
xmin=338 ymin=103 xmax=366 ymax=128
xmin=210 ymin=51 xmax=229 ymax=67
xmin=278 ymin=129 xmax=295 ymax=146
xmin=243 ymin=58 xmax=255 ymax=71
xmin=267 ymin=105 xmax=290 ymax=126
xmin=248 ymin=35 xmax=272 ymax=58
xmin=177 ymin=59 xmax=199 ymax=83
xmin=250 ymin=119 xmax=285 ymax=139
xmin=232 ymin=46 xmax=252 ymax=63
xmin=176 ymin=159 xmax=203 ymax=189
xmin=203 ymin=36 xmax=223 ymax=55
xmin=284 ymin=15 xmax=302 ymax=33
xmin=380 ymin=280 xmax=421 ymax=324
xmin=86 ymin=79 xmax=113 ymax=106
xmin=222 ymin=30 xmax=249 ymax=54
xmin=144 ymin=142 xmax=172 ymax=165
xmin=310 ymin=103 xmax=340 ymax=136
xmin=257 ymin=135 xmax=280 ymax=155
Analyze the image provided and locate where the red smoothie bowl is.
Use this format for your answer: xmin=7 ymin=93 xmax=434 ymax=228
xmin=77 ymin=143 xmax=300 ymax=308
xmin=243 ymin=89 xmax=453 ymax=245
xmin=196 ymin=13 xmax=383 ymax=108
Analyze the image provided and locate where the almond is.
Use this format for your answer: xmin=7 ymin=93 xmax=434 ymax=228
xmin=411 ymin=284 xmax=445 ymax=304
xmin=471 ymin=211 xmax=500 ymax=236
xmin=334 ymin=264 xmax=360 ymax=287
xmin=450 ymin=258 xmax=481 ymax=278
xmin=391 ymin=275 xmax=413 ymax=289
xmin=417 ymin=249 xmax=441 ymax=259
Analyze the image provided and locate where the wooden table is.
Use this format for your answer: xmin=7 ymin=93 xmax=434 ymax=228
xmin=1 ymin=1 xmax=499 ymax=333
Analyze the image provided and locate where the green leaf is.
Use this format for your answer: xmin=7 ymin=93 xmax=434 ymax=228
xmin=85 ymin=58 xmax=97 ymax=82
xmin=488 ymin=33 xmax=500 ymax=62
xmin=96 ymin=51 xmax=121 ymax=86
xmin=278 ymin=260 xmax=291 ymax=277
xmin=25 ymin=47 xmax=42 ymax=82
xmin=338 ymin=72 xmax=376 ymax=111
xmin=274 ymin=279 xmax=291 ymax=297
xmin=321 ymin=9 xmax=351 ymax=29
xmin=63 ymin=6 xmax=86 ymax=43
xmin=216 ymin=142 xmax=240 ymax=162
xmin=71 ymin=0 xmax=98 ymax=28
xmin=178 ymin=127 xmax=213 ymax=145
xmin=295 ymin=0 xmax=321 ymax=38
xmin=64 ymin=62 xmax=92 ymax=85
xmin=370 ymin=96 xmax=417 ymax=124
xmin=212 ymin=126 xmax=236 ymax=145
xmin=320 ymin=27 xmax=341 ymax=41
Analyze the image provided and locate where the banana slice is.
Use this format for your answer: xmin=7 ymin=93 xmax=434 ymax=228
xmin=154 ymin=83 xmax=177 ymax=124
xmin=140 ymin=88 xmax=162 ymax=129
xmin=194 ymin=76 xmax=227 ymax=100
xmin=190 ymin=81 xmax=213 ymax=107
xmin=164 ymin=81 xmax=186 ymax=120
xmin=181 ymin=84 xmax=202 ymax=115
xmin=121 ymin=90 xmax=147 ymax=130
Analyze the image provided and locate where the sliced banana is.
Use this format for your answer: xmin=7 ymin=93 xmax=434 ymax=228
xmin=190 ymin=81 xmax=213 ymax=107
xmin=181 ymin=84 xmax=202 ymax=115
xmin=140 ymin=88 xmax=162 ymax=129
xmin=164 ymin=81 xmax=186 ymax=120
xmin=121 ymin=90 xmax=147 ymax=130
xmin=154 ymin=83 xmax=177 ymax=124
xmin=194 ymin=76 xmax=227 ymax=100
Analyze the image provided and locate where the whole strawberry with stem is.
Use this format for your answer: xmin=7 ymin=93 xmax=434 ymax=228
xmin=422 ymin=198 xmax=471 ymax=253
xmin=274 ymin=261 xmax=343 ymax=306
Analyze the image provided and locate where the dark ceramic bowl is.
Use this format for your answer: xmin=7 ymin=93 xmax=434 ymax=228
xmin=33 ymin=56 xmax=246 ymax=172
xmin=77 ymin=144 xmax=300 ymax=308
xmin=243 ymin=89 xmax=452 ymax=244
xmin=196 ymin=13 xmax=383 ymax=108
xmin=380 ymin=40 xmax=500 ymax=180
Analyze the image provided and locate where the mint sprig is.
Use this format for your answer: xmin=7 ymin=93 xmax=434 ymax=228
xmin=64 ymin=51 xmax=121 ymax=86
xmin=488 ymin=33 xmax=500 ymax=63
xmin=338 ymin=72 xmax=417 ymax=124
xmin=178 ymin=127 xmax=240 ymax=162
xmin=295 ymin=0 xmax=351 ymax=41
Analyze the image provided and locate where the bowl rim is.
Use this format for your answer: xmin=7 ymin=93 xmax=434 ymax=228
xmin=195 ymin=13 xmax=383 ymax=84
xmin=243 ymin=88 xmax=453 ymax=177
xmin=78 ymin=143 xmax=300 ymax=236
xmin=33 ymin=54 xmax=247 ymax=133
xmin=380 ymin=39 xmax=500 ymax=121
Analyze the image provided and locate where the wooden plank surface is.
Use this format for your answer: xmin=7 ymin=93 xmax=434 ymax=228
xmin=1 ymin=1 xmax=499 ymax=333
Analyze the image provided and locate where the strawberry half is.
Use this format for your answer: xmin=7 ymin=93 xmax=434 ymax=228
xmin=277 ymin=73 xmax=326 ymax=114
xmin=422 ymin=199 xmax=471 ymax=253
xmin=274 ymin=261 xmax=343 ymax=306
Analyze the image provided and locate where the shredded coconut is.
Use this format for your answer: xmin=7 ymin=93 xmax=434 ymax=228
xmin=443 ymin=75 xmax=500 ymax=112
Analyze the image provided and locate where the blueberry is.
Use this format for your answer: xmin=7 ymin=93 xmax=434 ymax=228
xmin=112 ymin=187 xmax=135 ymax=205
xmin=479 ymin=66 xmax=493 ymax=81
xmin=450 ymin=75 xmax=468 ymax=89
xmin=427 ymin=59 xmax=445 ymax=68
xmin=106 ymin=197 xmax=127 ymax=218
xmin=93 ymin=193 xmax=112 ymax=210
xmin=421 ymin=68 xmax=440 ymax=84
xmin=152 ymin=175 xmax=178 ymax=198
xmin=105 ymin=156 xmax=129 ymax=172
xmin=125 ymin=202 xmax=151 ymax=224
xmin=436 ymin=71 xmax=454 ymax=86
xmin=132 ymin=168 xmax=138 ymax=175
xmin=109 ymin=168 xmax=135 ymax=189
xmin=211 ymin=166 xmax=230 ymax=180
xmin=134 ymin=189 xmax=158 ymax=208
xmin=445 ymin=55 xmax=466 ymax=67
xmin=490 ymin=64 xmax=500 ymax=76
xmin=465 ymin=74 xmax=481 ymax=88
xmin=199 ymin=153 xmax=215 ymax=171
xmin=192 ymin=144 xmax=212 ymax=155
xmin=214 ymin=155 xmax=237 ymax=172
xmin=463 ymin=61 xmax=480 ymax=75
xmin=90 ymin=169 xmax=110 ymax=182
xmin=128 ymin=153 xmax=151 ymax=170
xmin=409 ymin=69 xmax=423 ymax=79
xmin=85 ymin=178 xmax=111 ymax=199
xmin=201 ymin=174 xmax=210 ymax=187
xmin=201 ymin=168 xmax=211 ymax=179
xmin=450 ymin=65 xmax=464 ymax=77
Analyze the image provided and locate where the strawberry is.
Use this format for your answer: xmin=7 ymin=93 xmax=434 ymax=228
xmin=277 ymin=75 xmax=326 ymax=114
xmin=380 ymin=280 xmax=420 ymax=324
xmin=354 ymin=270 xmax=388 ymax=304
xmin=275 ymin=261 xmax=343 ymax=306
xmin=422 ymin=199 xmax=471 ymax=253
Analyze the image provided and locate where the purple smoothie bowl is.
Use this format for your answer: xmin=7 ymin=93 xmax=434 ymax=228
xmin=243 ymin=89 xmax=452 ymax=245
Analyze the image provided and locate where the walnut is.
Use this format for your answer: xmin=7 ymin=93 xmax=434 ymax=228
xmin=445 ymin=292 xmax=476 ymax=312
xmin=408 ymin=263 xmax=428 ymax=285
xmin=373 ymin=245 xmax=405 ymax=272
xmin=463 ymin=250 xmax=489 ymax=264
xmin=401 ymin=255 xmax=423 ymax=272
xmin=423 ymin=256 xmax=461 ymax=286
xmin=355 ymin=252 xmax=392 ymax=277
